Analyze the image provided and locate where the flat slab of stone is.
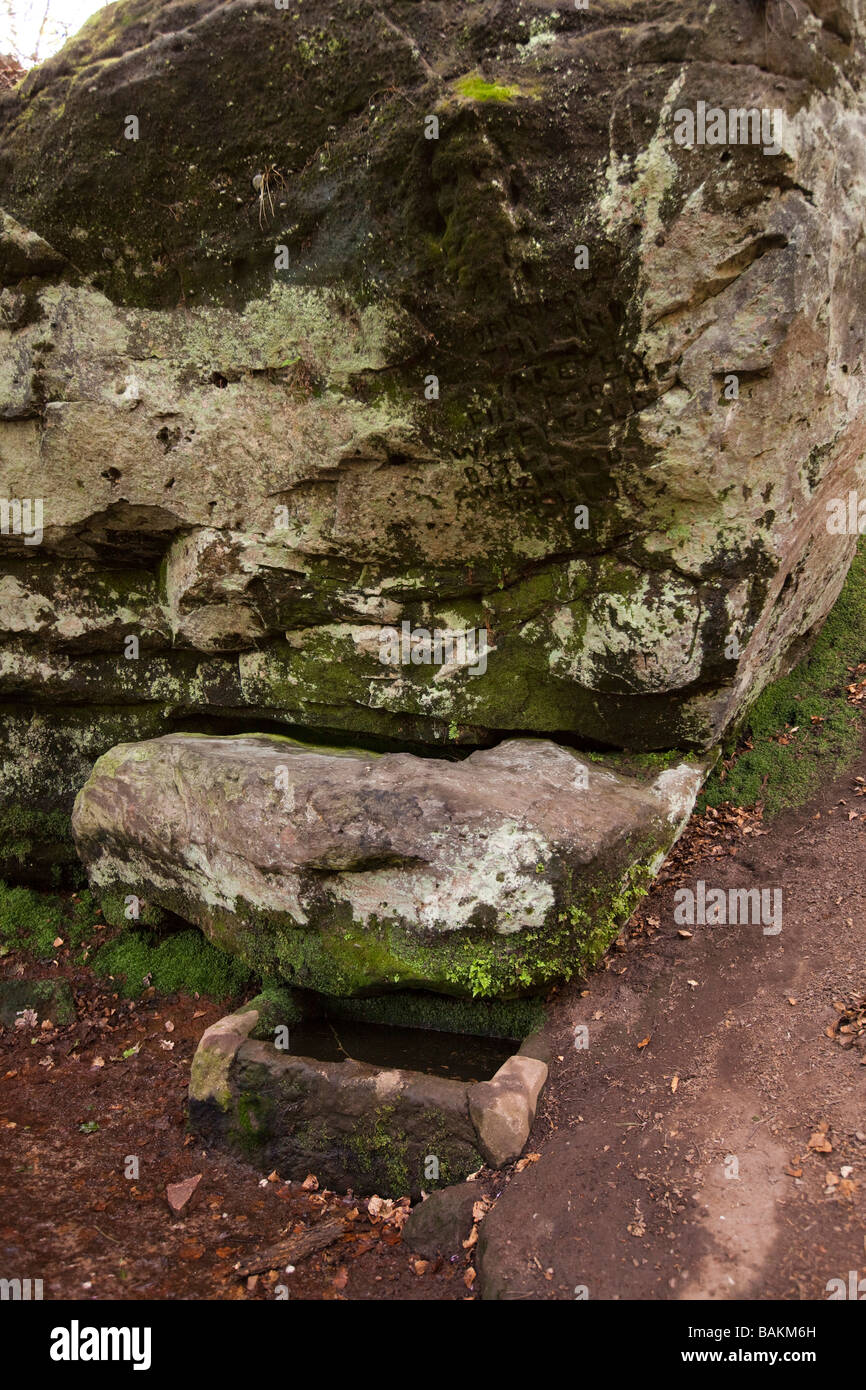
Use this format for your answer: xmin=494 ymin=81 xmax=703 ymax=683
xmin=72 ymin=733 xmax=708 ymax=998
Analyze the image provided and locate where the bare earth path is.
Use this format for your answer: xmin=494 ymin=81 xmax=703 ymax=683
xmin=477 ymin=751 xmax=866 ymax=1300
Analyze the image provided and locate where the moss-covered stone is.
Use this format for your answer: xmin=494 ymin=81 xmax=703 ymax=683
xmin=73 ymin=733 xmax=708 ymax=999
xmin=190 ymin=1025 xmax=485 ymax=1197
xmin=3 ymin=0 xmax=861 ymax=776
xmin=319 ymin=990 xmax=544 ymax=1041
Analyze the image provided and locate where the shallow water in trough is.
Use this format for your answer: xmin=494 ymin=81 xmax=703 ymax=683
xmin=283 ymin=1018 xmax=514 ymax=1082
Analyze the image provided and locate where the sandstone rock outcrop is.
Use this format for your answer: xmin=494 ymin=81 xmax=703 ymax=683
xmin=3 ymin=1 xmax=866 ymax=880
xmin=71 ymin=733 xmax=706 ymax=995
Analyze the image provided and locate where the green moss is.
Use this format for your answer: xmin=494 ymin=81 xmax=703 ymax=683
xmin=346 ymin=1103 xmax=410 ymax=1195
xmin=97 ymin=889 xmax=170 ymax=930
xmin=416 ymin=1109 xmax=482 ymax=1190
xmin=320 ymin=990 xmax=544 ymax=1040
xmin=346 ymin=1100 xmax=481 ymax=1194
xmin=91 ymin=925 xmax=253 ymax=1000
xmin=242 ymin=985 xmax=310 ymax=1038
xmin=0 ymin=881 xmax=99 ymax=956
xmin=562 ymin=858 xmax=656 ymax=966
xmin=701 ymin=540 xmax=866 ymax=816
xmin=0 ymin=805 xmax=83 ymax=888
xmin=455 ymin=75 xmax=521 ymax=103
xmin=231 ymin=1088 xmax=273 ymax=1155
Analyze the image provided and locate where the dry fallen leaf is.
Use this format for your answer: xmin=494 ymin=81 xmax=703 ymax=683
xmin=301 ymin=1173 xmax=319 ymax=1190
xmin=671 ymin=1075 xmax=679 ymax=1093
xmin=515 ymin=1153 xmax=541 ymax=1172
xmin=808 ymin=1128 xmax=833 ymax=1154
xmin=637 ymin=1035 xmax=651 ymax=1049
xmin=464 ymin=1267 xmax=476 ymax=1289
xmin=412 ymin=1260 xmax=430 ymax=1276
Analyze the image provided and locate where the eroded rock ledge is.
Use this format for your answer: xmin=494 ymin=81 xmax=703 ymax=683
xmin=2 ymin=1 xmax=866 ymax=879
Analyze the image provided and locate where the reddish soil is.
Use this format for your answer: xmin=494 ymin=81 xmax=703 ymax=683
xmin=477 ymin=749 xmax=866 ymax=1300
xmin=1 ymin=745 xmax=864 ymax=1302
xmin=0 ymin=971 xmax=480 ymax=1300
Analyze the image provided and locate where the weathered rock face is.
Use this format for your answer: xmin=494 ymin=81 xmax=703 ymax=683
xmin=2 ymin=1 xmax=866 ymax=872
xmin=71 ymin=733 xmax=706 ymax=996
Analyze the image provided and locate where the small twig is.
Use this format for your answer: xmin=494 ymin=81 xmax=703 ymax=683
xmin=93 ymin=1226 xmax=120 ymax=1244
xmin=328 ymin=1021 xmax=351 ymax=1060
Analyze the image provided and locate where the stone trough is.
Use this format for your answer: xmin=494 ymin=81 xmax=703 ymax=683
xmin=189 ymin=990 xmax=549 ymax=1197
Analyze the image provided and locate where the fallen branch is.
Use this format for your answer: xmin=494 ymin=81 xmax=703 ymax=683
xmin=235 ymin=1218 xmax=346 ymax=1276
